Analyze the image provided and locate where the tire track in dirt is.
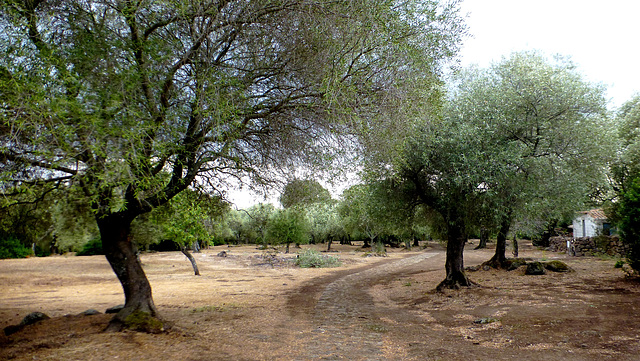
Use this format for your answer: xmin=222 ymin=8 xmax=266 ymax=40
xmin=290 ymin=252 xmax=441 ymax=361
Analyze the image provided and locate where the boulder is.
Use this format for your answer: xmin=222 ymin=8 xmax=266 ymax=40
xmin=525 ymin=261 xmax=546 ymax=275
xmin=4 ymin=312 xmax=51 ymax=336
xmin=20 ymin=312 xmax=50 ymax=326
xmin=504 ymin=258 xmax=528 ymax=271
xmin=81 ymin=309 xmax=101 ymax=316
xmin=105 ymin=304 xmax=125 ymax=314
xmin=544 ymin=260 xmax=572 ymax=272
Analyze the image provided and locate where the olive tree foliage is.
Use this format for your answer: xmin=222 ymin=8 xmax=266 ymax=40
xmin=337 ymin=182 xmax=411 ymax=252
xmin=338 ymin=184 xmax=380 ymax=248
xmin=304 ymin=202 xmax=342 ymax=248
xmin=610 ymin=96 xmax=640 ymax=195
xmin=0 ymin=0 xmax=464 ymax=329
xmin=395 ymin=52 xmax=611 ymax=288
xmin=0 ymin=185 xmax=99 ymax=254
xmin=265 ymin=207 xmax=309 ymax=253
xmin=0 ymin=186 xmax=56 ymax=255
xmin=279 ymin=178 xmax=332 ymax=209
xmin=464 ymin=53 xmax=611 ymax=267
xmin=608 ymin=96 xmax=640 ymax=270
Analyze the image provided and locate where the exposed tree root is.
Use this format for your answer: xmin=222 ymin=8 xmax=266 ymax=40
xmin=106 ymin=310 xmax=166 ymax=333
xmin=435 ymin=273 xmax=478 ymax=292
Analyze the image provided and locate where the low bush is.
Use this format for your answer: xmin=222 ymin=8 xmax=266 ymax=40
xmin=295 ymin=249 xmax=341 ymax=268
xmin=76 ymin=238 xmax=103 ymax=256
xmin=0 ymin=236 xmax=32 ymax=259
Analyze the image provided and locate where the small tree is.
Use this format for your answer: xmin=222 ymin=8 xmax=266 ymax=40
xmin=305 ymin=202 xmax=343 ymax=250
xmin=266 ymin=208 xmax=310 ymax=253
xmin=162 ymin=191 xmax=219 ymax=276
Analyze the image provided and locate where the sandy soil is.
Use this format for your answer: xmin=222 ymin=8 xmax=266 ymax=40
xmin=1 ymin=241 xmax=639 ymax=360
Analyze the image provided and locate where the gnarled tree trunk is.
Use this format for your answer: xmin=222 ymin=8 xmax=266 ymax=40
xmin=97 ymin=213 xmax=161 ymax=332
xmin=485 ymin=215 xmax=512 ymax=268
xmin=475 ymin=227 xmax=489 ymax=249
xmin=437 ymin=215 xmax=473 ymax=290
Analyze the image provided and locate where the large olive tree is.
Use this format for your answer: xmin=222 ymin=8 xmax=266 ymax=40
xmin=396 ymin=52 xmax=611 ymax=288
xmin=0 ymin=0 xmax=464 ymax=329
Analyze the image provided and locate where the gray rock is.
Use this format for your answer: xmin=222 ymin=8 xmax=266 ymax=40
xmin=81 ymin=309 xmax=101 ymax=316
xmin=19 ymin=312 xmax=50 ymax=326
xmin=105 ymin=304 xmax=125 ymax=314
xmin=5 ymin=312 xmax=50 ymax=336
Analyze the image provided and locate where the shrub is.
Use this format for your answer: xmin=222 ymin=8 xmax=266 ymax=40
xmin=295 ymin=249 xmax=341 ymax=268
xmin=0 ymin=236 xmax=32 ymax=259
xmin=76 ymin=238 xmax=103 ymax=256
xmin=618 ymin=178 xmax=640 ymax=271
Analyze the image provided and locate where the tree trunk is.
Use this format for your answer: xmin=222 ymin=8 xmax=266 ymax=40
xmin=437 ymin=216 xmax=473 ymax=290
xmin=485 ymin=216 xmax=512 ymax=268
xmin=327 ymin=237 xmax=333 ymax=252
xmin=97 ymin=213 xmax=161 ymax=332
xmin=475 ymin=227 xmax=489 ymax=249
xmin=512 ymin=234 xmax=519 ymax=258
xmin=181 ymin=246 xmax=201 ymax=276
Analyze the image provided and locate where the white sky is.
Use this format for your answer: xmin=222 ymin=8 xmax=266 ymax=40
xmin=457 ymin=0 xmax=640 ymax=108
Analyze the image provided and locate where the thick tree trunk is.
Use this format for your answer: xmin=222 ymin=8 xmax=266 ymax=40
xmin=97 ymin=213 xmax=161 ymax=332
xmin=437 ymin=216 xmax=473 ymax=290
xmin=485 ymin=216 xmax=512 ymax=268
xmin=181 ymin=246 xmax=201 ymax=276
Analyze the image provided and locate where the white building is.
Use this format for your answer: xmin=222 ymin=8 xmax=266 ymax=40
xmin=572 ymin=209 xmax=610 ymax=238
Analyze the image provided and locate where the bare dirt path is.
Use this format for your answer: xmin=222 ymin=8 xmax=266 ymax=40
xmin=286 ymin=244 xmax=640 ymax=361
xmin=1 ymin=242 xmax=640 ymax=361
xmin=290 ymin=252 xmax=441 ymax=360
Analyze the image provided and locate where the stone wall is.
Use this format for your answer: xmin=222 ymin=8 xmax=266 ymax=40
xmin=549 ymin=235 xmax=629 ymax=257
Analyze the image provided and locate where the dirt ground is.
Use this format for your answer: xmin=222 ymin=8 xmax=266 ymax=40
xmin=1 ymin=240 xmax=639 ymax=361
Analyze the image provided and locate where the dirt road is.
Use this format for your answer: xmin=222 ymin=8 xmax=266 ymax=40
xmin=1 ymin=242 xmax=640 ymax=360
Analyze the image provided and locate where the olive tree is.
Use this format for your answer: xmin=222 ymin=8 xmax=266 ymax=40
xmin=460 ymin=53 xmax=611 ymax=268
xmin=395 ymin=52 xmax=611 ymax=288
xmin=265 ymin=207 xmax=309 ymax=253
xmin=0 ymin=0 xmax=464 ymax=330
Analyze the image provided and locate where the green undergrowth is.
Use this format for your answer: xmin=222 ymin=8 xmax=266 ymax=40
xmin=295 ymin=249 xmax=341 ymax=268
xmin=123 ymin=311 xmax=164 ymax=333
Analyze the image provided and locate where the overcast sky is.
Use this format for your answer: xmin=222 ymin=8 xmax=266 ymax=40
xmin=457 ymin=0 xmax=640 ymax=108
xmin=230 ymin=1 xmax=640 ymax=207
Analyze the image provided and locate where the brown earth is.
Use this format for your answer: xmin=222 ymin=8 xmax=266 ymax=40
xmin=1 ymin=241 xmax=639 ymax=361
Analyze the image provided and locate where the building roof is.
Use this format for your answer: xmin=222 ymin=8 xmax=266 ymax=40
xmin=579 ymin=208 xmax=607 ymax=220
